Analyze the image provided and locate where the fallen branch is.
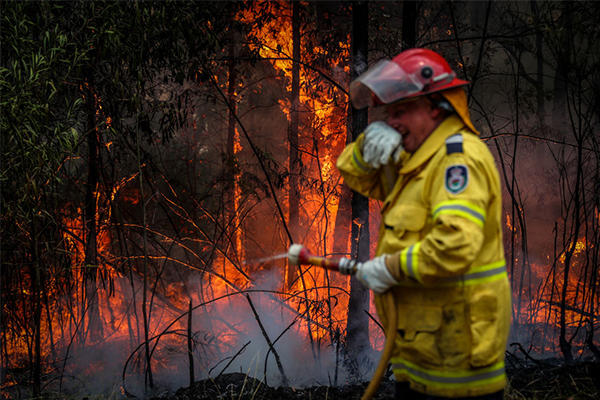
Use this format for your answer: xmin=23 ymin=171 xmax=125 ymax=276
xmin=214 ymin=341 xmax=251 ymax=379
xmin=245 ymin=294 xmax=290 ymax=386
xmin=263 ymin=309 xmax=308 ymax=384
xmin=510 ymin=342 xmax=542 ymax=365
xmin=538 ymin=299 xmax=597 ymax=319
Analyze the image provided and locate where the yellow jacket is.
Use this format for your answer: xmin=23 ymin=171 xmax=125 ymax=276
xmin=336 ymin=114 xmax=511 ymax=397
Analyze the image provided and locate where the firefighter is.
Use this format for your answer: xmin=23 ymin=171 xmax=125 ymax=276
xmin=336 ymin=48 xmax=511 ymax=399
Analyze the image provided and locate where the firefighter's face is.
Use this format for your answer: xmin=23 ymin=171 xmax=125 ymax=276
xmin=385 ymin=98 xmax=442 ymax=153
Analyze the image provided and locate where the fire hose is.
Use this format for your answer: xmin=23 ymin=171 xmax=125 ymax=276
xmin=288 ymin=244 xmax=397 ymax=400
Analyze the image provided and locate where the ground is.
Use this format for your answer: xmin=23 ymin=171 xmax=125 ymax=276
xmin=150 ymin=360 xmax=600 ymax=400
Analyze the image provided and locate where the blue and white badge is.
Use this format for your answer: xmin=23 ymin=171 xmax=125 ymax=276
xmin=445 ymin=164 xmax=469 ymax=194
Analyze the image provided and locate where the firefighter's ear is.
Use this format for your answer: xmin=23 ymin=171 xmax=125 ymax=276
xmin=428 ymin=94 xmax=451 ymax=119
xmin=430 ymin=103 xmax=445 ymax=119
xmin=430 ymin=106 xmax=442 ymax=118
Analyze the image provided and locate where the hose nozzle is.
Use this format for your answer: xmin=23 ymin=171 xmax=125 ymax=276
xmin=288 ymin=244 xmax=358 ymax=275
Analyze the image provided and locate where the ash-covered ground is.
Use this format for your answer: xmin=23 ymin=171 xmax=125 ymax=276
xmin=149 ymin=372 xmax=393 ymax=400
xmin=149 ymin=360 xmax=600 ymax=400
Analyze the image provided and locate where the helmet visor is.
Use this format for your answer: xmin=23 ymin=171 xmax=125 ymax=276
xmin=349 ymin=60 xmax=423 ymax=109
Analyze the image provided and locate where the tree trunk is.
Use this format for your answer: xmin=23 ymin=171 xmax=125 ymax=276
xmin=287 ymin=0 xmax=301 ymax=289
xmin=83 ymin=78 xmax=103 ymax=343
xmin=529 ymin=0 xmax=546 ymax=122
xmin=30 ymin=203 xmax=42 ymax=397
xmin=137 ymin=113 xmax=154 ymax=388
xmin=550 ymin=3 xmax=570 ymax=138
xmin=402 ymin=0 xmax=418 ymax=50
xmin=555 ymin=1 xmax=575 ymax=364
xmin=227 ymin=27 xmax=240 ymax=256
xmin=332 ymin=185 xmax=352 ymax=258
xmin=188 ymin=301 xmax=194 ymax=387
xmin=346 ymin=0 xmax=371 ymax=359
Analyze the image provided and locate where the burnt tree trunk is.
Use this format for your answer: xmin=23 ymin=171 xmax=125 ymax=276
xmin=83 ymin=78 xmax=103 ymax=343
xmin=554 ymin=1 xmax=574 ymax=364
xmin=226 ymin=27 xmax=240 ymax=256
xmin=346 ymin=0 xmax=371 ymax=361
xmin=188 ymin=301 xmax=194 ymax=386
xmin=402 ymin=0 xmax=417 ymax=50
xmin=529 ymin=0 xmax=547 ymax=121
xmin=550 ymin=3 xmax=570 ymax=137
xmin=30 ymin=202 xmax=42 ymax=397
xmin=287 ymin=0 xmax=301 ymax=289
xmin=332 ymin=185 xmax=352 ymax=259
xmin=136 ymin=112 xmax=154 ymax=388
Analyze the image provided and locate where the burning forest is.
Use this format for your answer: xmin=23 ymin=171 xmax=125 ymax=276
xmin=1 ymin=1 xmax=599 ymax=399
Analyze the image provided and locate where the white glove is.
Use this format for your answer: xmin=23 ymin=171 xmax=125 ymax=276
xmin=356 ymin=256 xmax=398 ymax=294
xmin=362 ymin=121 xmax=403 ymax=169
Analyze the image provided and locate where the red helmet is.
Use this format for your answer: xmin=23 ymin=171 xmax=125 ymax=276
xmin=350 ymin=48 xmax=469 ymax=109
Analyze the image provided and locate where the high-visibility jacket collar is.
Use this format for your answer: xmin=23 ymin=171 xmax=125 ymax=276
xmin=399 ymin=114 xmax=464 ymax=175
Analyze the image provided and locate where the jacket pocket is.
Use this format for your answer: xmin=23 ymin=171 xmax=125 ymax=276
xmin=438 ymin=302 xmax=471 ymax=367
xmin=396 ymin=305 xmax=443 ymax=366
xmin=383 ymin=204 xmax=428 ymax=250
xmin=468 ymin=290 xmax=501 ymax=367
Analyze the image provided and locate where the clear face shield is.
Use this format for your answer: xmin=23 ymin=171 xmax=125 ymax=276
xmin=349 ymin=60 xmax=457 ymax=109
xmin=350 ymin=60 xmax=424 ymax=109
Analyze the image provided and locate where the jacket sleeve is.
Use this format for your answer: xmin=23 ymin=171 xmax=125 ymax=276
xmin=387 ymin=149 xmax=492 ymax=285
xmin=336 ymin=133 xmax=398 ymax=202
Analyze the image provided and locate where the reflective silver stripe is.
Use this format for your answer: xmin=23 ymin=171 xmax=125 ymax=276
xmin=406 ymin=244 xmax=417 ymax=279
xmin=445 ymin=134 xmax=463 ymax=145
xmin=445 ymin=134 xmax=463 ymax=154
xmin=392 ymin=361 xmax=505 ymax=385
xmin=352 ymin=147 xmax=372 ymax=172
xmin=439 ymin=264 xmax=506 ymax=285
xmin=433 ymin=204 xmax=485 ymax=225
xmin=397 ymin=260 xmax=507 ymax=288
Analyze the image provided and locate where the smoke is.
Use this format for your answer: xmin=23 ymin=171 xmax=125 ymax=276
xmin=353 ymin=50 xmax=368 ymax=77
xmin=193 ymin=270 xmax=377 ymax=389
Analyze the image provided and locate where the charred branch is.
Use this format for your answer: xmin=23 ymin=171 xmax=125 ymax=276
xmin=245 ymin=294 xmax=290 ymax=387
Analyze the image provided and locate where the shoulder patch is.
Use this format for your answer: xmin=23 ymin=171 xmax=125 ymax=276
xmin=446 ymin=134 xmax=463 ymax=154
xmin=445 ymin=164 xmax=469 ymax=195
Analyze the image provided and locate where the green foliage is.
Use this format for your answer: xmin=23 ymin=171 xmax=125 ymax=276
xmin=1 ymin=2 xmax=85 ymax=246
xmin=0 ymin=0 xmax=234 ymax=256
xmin=0 ymin=1 xmax=235 ymax=395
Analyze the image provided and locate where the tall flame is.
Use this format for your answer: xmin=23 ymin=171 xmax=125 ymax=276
xmin=235 ymin=0 xmax=354 ymax=348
